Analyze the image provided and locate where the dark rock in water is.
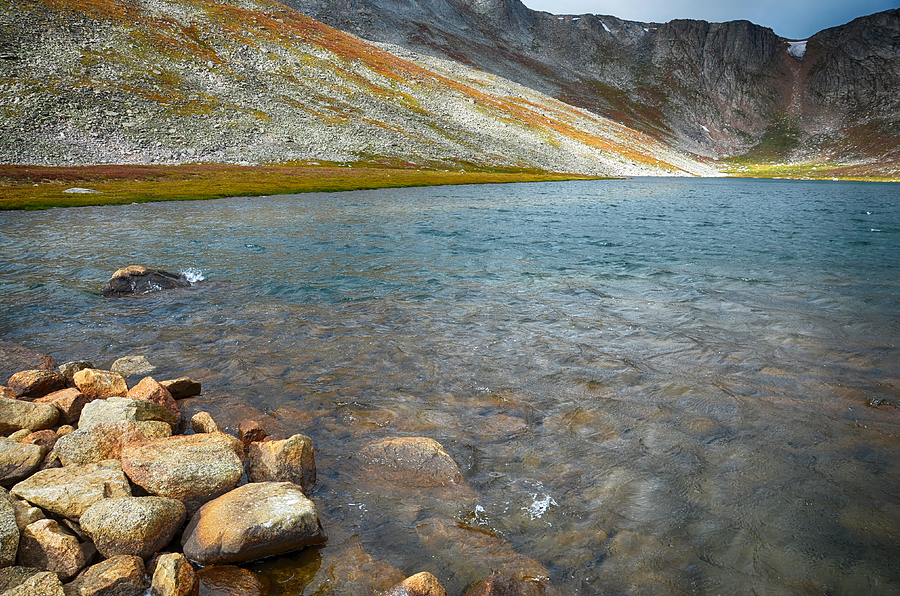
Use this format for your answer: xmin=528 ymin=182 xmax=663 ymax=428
xmin=101 ymin=266 xmax=191 ymax=297
xmin=0 ymin=343 xmax=56 ymax=388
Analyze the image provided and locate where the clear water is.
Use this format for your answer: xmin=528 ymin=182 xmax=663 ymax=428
xmin=1 ymin=177 xmax=899 ymax=595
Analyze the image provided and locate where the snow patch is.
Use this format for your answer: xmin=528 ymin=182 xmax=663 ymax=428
xmin=701 ymin=125 xmax=710 ymax=133
xmin=787 ymin=41 xmax=807 ymax=60
xmin=63 ymin=187 xmax=100 ymax=194
xmin=601 ymin=21 xmax=612 ymax=34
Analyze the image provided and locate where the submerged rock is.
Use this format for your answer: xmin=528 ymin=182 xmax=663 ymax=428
xmin=101 ymin=266 xmax=191 ymax=297
xmin=0 ymin=343 xmax=56 ymax=388
xmin=111 ymin=356 xmax=156 ymax=378
xmin=194 ymin=566 xmax=269 ymax=596
xmin=464 ymin=573 xmax=560 ymax=596
xmin=355 ymin=437 xmax=463 ymax=488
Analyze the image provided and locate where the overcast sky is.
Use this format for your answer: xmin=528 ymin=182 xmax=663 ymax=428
xmin=520 ymin=0 xmax=899 ymax=39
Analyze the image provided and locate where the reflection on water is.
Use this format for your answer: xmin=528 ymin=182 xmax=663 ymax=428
xmin=1 ymin=178 xmax=899 ymax=594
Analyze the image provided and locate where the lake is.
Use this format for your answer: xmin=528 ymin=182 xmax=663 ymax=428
xmin=1 ymin=177 xmax=899 ymax=595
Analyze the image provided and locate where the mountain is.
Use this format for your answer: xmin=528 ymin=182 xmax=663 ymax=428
xmin=0 ymin=0 xmax=717 ymax=176
xmin=283 ymin=0 xmax=900 ymax=176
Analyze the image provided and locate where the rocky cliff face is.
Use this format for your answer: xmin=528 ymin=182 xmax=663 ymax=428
xmin=0 ymin=0 xmax=718 ymax=175
xmin=284 ymin=0 xmax=900 ymax=173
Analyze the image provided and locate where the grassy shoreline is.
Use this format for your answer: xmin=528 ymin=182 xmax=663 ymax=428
xmin=0 ymin=163 xmax=607 ymax=211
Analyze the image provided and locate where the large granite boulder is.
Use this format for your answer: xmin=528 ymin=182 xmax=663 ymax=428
xmin=181 ymin=482 xmax=326 ymax=565
xmin=80 ymin=497 xmax=186 ymax=560
xmin=101 ymin=266 xmax=191 ymax=297
xmin=120 ymin=433 xmax=243 ymax=515
xmin=0 ymin=570 xmax=64 ymax=596
xmin=72 ymin=369 xmax=128 ymax=400
xmin=355 ymin=437 xmax=463 ymax=488
xmin=10 ymin=460 xmax=132 ymax=520
xmin=0 ymin=438 xmax=45 ymax=486
xmin=0 ymin=398 xmax=60 ymax=435
xmin=0 ymin=489 xmax=18 ymax=568
xmin=0 ymin=343 xmax=56 ymax=388
xmin=63 ymin=555 xmax=147 ymax=596
xmin=7 ymin=370 xmax=66 ymax=401
xmin=78 ymin=397 xmax=177 ymax=431
xmin=247 ymin=433 xmax=316 ymax=492
xmin=16 ymin=519 xmax=88 ymax=581
xmin=126 ymin=377 xmax=181 ymax=428
xmin=149 ymin=552 xmax=196 ymax=596
xmin=54 ymin=420 xmax=171 ymax=466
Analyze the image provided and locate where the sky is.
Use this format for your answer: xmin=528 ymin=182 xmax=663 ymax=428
xmin=520 ymin=0 xmax=899 ymax=39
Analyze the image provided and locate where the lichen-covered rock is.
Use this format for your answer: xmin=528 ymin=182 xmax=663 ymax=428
xmin=55 ymin=420 xmax=171 ymax=467
xmin=11 ymin=460 xmax=132 ymax=520
xmin=126 ymin=377 xmax=181 ymax=428
xmin=80 ymin=497 xmax=186 ymax=560
xmin=149 ymin=553 xmax=196 ymax=596
xmin=1 ymin=570 xmax=64 ymax=596
xmin=181 ymin=482 xmax=326 ymax=565
xmin=111 ymin=356 xmax=156 ymax=378
xmin=384 ymin=572 xmax=448 ymax=596
xmin=189 ymin=412 xmax=221 ymax=434
xmin=16 ymin=519 xmax=87 ymax=581
xmin=78 ymin=396 xmax=177 ymax=430
xmin=195 ymin=566 xmax=269 ymax=596
xmin=101 ymin=266 xmax=191 ymax=297
xmin=63 ymin=555 xmax=148 ymax=596
xmin=247 ymin=434 xmax=316 ymax=492
xmin=72 ymin=369 xmax=128 ymax=400
xmin=160 ymin=377 xmax=201 ymax=400
xmin=355 ymin=437 xmax=463 ymax=488
xmin=0 ymin=398 xmax=60 ymax=435
xmin=0 ymin=489 xmax=19 ymax=568
xmin=121 ymin=433 xmax=243 ymax=515
xmin=35 ymin=388 xmax=91 ymax=426
xmin=0 ymin=343 xmax=56 ymax=390
xmin=0 ymin=438 xmax=46 ymax=486
xmin=7 ymin=370 xmax=67 ymax=401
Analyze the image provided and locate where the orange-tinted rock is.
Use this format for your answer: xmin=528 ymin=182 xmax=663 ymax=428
xmin=355 ymin=437 xmax=463 ymax=487
xmin=7 ymin=370 xmax=66 ymax=401
xmin=73 ymin=369 xmax=128 ymax=399
xmin=127 ymin=377 xmax=182 ymax=427
xmin=16 ymin=519 xmax=87 ymax=581
xmin=58 ymin=361 xmax=94 ymax=384
xmin=196 ymin=565 xmax=270 ymax=596
xmin=55 ymin=420 xmax=172 ymax=466
xmin=150 ymin=552 xmax=197 ymax=596
xmin=35 ymin=387 xmax=91 ymax=426
xmin=247 ymin=434 xmax=316 ymax=492
xmin=182 ymin=482 xmax=326 ymax=565
xmin=384 ymin=572 xmax=448 ymax=596
xmin=301 ymin=538 xmax=405 ymax=596
xmin=238 ymin=420 xmax=268 ymax=448
xmin=190 ymin=412 xmax=221 ymax=434
xmin=65 ymin=555 xmax=148 ymax=596
xmin=161 ymin=377 xmax=201 ymax=400
xmin=21 ymin=430 xmax=58 ymax=452
xmin=1 ymin=570 xmax=64 ymax=596
xmin=0 ymin=387 xmax=15 ymax=399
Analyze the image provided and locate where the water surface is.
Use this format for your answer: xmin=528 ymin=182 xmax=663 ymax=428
xmin=1 ymin=177 xmax=899 ymax=595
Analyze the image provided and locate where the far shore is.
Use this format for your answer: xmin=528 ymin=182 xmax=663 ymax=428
xmin=0 ymin=163 xmax=609 ymax=211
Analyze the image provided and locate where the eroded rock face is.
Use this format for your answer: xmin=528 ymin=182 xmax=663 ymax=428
xmin=7 ymin=370 xmax=67 ymax=401
xmin=72 ymin=369 xmax=128 ymax=400
xmin=80 ymin=497 xmax=186 ymax=560
xmin=16 ymin=519 xmax=87 ymax=581
xmin=181 ymin=482 xmax=326 ymax=565
xmin=120 ymin=433 xmax=244 ymax=515
xmin=0 ymin=398 xmax=60 ymax=435
xmin=10 ymin=460 xmax=132 ymax=520
xmin=64 ymin=555 xmax=148 ymax=596
xmin=355 ymin=437 xmax=463 ymax=488
xmin=101 ymin=266 xmax=191 ymax=297
xmin=247 ymin=433 xmax=316 ymax=492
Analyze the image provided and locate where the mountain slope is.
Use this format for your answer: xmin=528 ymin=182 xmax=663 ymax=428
xmin=0 ymin=0 xmax=718 ymax=176
xmin=283 ymin=0 xmax=900 ymax=175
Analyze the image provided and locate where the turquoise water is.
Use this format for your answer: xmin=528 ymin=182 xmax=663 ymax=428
xmin=1 ymin=177 xmax=899 ymax=594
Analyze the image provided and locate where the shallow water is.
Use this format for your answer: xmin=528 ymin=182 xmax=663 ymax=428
xmin=2 ymin=177 xmax=899 ymax=595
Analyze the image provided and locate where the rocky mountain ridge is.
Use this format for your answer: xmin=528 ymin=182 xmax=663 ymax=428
xmin=0 ymin=0 xmax=718 ymax=176
xmin=284 ymin=0 xmax=900 ymax=175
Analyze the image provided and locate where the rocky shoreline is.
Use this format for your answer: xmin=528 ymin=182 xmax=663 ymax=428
xmin=0 ymin=336 xmax=559 ymax=596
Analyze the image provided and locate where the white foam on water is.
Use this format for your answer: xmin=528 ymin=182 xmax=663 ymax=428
xmin=522 ymin=493 xmax=557 ymax=520
xmin=181 ymin=268 xmax=205 ymax=284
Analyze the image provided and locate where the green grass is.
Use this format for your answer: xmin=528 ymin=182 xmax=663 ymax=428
xmin=0 ymin=163 xmax=607 ymax=210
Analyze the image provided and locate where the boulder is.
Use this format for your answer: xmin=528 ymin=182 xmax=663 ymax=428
xmin=111 ymin=356 xmax=156 ymax=378
xmin=80 ymin=497 xmax=186 ymax=560
xmin=10 ymin=460 xmax=132 ymax=520
xmin=121 ymin=433 xmax=243 ymax=515
xmin=57 ymin=361 xmax=94 ymax=385
xmin=101 ymin=266 xmax=190 ymax=297
xmin=6 ymin=431 xmax=29 ymax=443
xmin=20 ymin=430 xmax=59 ymax=452
xmin=384 ymin=572 xmax=448 ymax=596
xmin=463 ymin=573 xmax=560 ymax=596
xmin=181 ymin=482 xmax=326 ymax=565
xmin=0 ymin=398 xmax=60 ymax=435
xmin=0 ymin=489 xmax=19 ymax=567
xmin=0 ymin=438 xmax=45 ymax=486
xmin=189 ymin=412 xmax=221 ymax=434
xmin=0 ymin=343 xmax=56 ymax=388
xmin=1 ymin=570 xmax=64 ymax=596
xmin=9 ymin=496 xmax=45 ymax=532
xmin=0 ymin=567 xmax=45 ymax=592
xmin=355 ymin=437 xmax=463 ymax=487
xmin=238 ymin=420 xmax=268 ymax=448
xmin=62 ymin=555 xmax=147 ymax=596
xmin=149 ymin=552 xmax=196 ymax=596
xmin=78 ymin=396 xmax=177 ymax=430
xmin=35 ymin=388 xmax=91 ymax=426
xmin=16 ymin=519 xmax=87 ymax=581
xmin=160 ymin=378 xmax=201 ymax=400
xmin=195 ymin=566 xmax=269 ymax=596
xmin=54 ymin=420 xmax=171 ymax=466
xmin=126 ymin=377 xmax=181 ymax=428
xmin=247 ymin=434 xmax=316 ymax=492
xmin=7 ymin=370 xmax=66 ymax=401
xmin=300 ymin=538 xmax=405 ymax=596
xmin=72 ymin=369 xmax=128 ymax=400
